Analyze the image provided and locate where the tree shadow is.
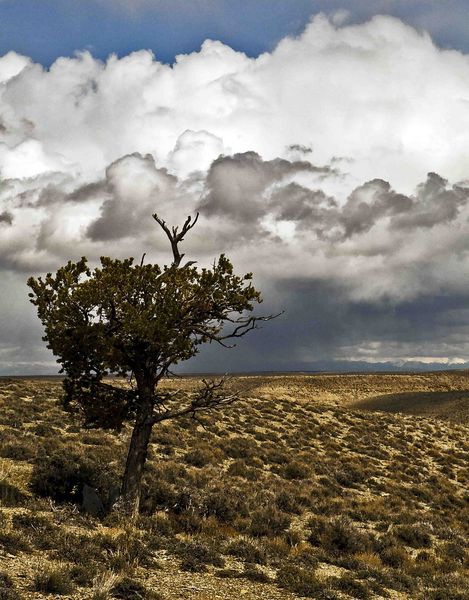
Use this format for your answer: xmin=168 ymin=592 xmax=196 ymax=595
xmin=352 ymin=390 xmax=469 ymax=421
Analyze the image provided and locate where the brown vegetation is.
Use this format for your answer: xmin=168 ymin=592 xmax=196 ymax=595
xmin=0 ymin=372 xmax=467 ymax=599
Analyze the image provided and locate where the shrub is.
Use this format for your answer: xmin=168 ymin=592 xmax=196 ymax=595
xmin=225 ymin=538 xmax=267 ymax=565
xmin=249 ymin=506 xmax=291 ymax=537
xmin=425 ymin=590 xmax=468 ymax=600
xmin=69 ymin=563 xmax=97 ymax=586
xmin=227 ymin=459 xmax=250 ymax=478
xmin=378 ymin=544 xmax=410 ymax=569
xmin=170 ymin=511 xmax=205 ymax=534
xmin=0 ymin=479 xmax=27 ymax=507
xmin=307 ymin=516 xmax=329 ymax=546
xmin=12 ymin=513 xmax=57 ymax=550
xmin=89 ymin=572 xmax=120 ymax=600
xmin=284 ymin=529 xmax=302 ymax=547
xmin=104 ymin=533 xmax=149 ymax=570
xmin=332 ymin=574 xmax=370 ymax=599
xmin=277 ymin=564 xmax=325 ymax=597
xmin=308 ymin=517 xmax=372 ymax=556
xmin=335 ymin=465 xmax=367 ymax=488
xmin=275 ymin=490 xmax=303 ymax=514
xmin=140 ymin=479 xmax=176 ymax=514
xmin=265 ymin=448 xmax=289 ymax=465
xmin=440 ymin=541 xmax=466 ymax=564
xmin=216 ymin=567 xmax=240 ymax=579
xmin=33 ymin=422 xmax=60 ymax=437
xmin=184 ymin=444 xmax=222 ymax=467
xmin=51 ymin=531 xmax=102 ymax=566
xmin=0 ymin=530 xmax=31 ymax=555
xmin=394 ymin=524 xmax=433 ymax=548
xmin=242 ymin=565 xmax=271 ymax=583
xmin=33 ymin=565 xmax=75 ymax=595
xmin=30 ymin=449 xmax=119 ymax=509
xmin=138 ymin=514 xmax=173 ymax=537
xmin=112 ymin=576 xmax=163 ymax=599
xmin=202 ymin=486 xmax=248 ymax=523
xmin=222 ymin=436 xmax=258 ymax=461
xmin=0 ymin=575 xmax=13 ymax=589
xmin=176 ymin=540 xmax=225 ymax=572
xmin=283 ymin=461 xmax=310 ymax=480
xmin=0 ymin=573 xmax=21 ymax=600
xmin=0 ymin=441 xmax=36 ymax=462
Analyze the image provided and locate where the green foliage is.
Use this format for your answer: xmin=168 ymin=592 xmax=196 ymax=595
xmin=28 ymin=251 xmax=261 ymax=428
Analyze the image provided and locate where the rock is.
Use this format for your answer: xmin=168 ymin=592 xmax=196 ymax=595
xmin=82 ymin=483 xmax=104 ymax=517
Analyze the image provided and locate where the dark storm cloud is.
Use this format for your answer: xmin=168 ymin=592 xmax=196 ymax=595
xmin=199 ymin=151 xmax=333 ymax=222
xmin=198 ymin=153 xmax=469 ymax=246
xmin=3 ymin=149 xmax=469 ymax=276
xmin=35 ymin=181 xmax=107 ymax=207
xmin=68 ymin=181 xmax=106 ymax=203
xmin=184 ymin=278 xmax=469 ymax=373
xmin=340 ymin=179 xmax=412 ymax=238
xmin=268 ymin=183 xmax=339 ymax=240
xmin=0 ymin=210 xmax=12 ymax=224
xmin=390 ymin=173 xmax=469 ymax=230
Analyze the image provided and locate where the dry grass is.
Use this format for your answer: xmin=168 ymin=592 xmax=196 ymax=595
xmin=0 ymin=372 xmax=467 ymax=599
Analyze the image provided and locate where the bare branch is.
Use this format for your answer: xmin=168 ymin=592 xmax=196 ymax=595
xmin=194 ymin=312 xmax=284 ymax=347
xmin=151 ymin=376 xmax=238 ymax=424
xmin=152 ymin=212 xmax=199 ymax=267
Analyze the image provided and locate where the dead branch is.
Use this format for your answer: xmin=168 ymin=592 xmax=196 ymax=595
xmin=194 ymin=312 xmax=283 ymax=347
xmin=152 ymin=213 xmax=199 ymax=267
xmin=151 ymin=376 xmax=238 ymax=424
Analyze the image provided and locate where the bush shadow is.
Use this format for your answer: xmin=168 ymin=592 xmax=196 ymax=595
xmin=352 ymin=390 xmax=469 ymax=421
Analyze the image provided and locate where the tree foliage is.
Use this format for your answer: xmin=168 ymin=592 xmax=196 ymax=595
xmin=28 ymin=250 xmax=261 ymax=427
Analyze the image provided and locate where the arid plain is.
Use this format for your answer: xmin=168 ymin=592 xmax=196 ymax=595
xmin=0 ymin=372 xmax=467 ymax=599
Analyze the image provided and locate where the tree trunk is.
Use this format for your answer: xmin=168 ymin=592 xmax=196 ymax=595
xmin=120 ymin=376 xmax=155 ymax=520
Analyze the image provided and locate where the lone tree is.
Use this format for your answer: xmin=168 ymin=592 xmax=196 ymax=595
xmin=28 ymin=213 xmax=275 ymax=518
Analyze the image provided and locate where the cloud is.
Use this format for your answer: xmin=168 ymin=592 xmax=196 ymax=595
xmin=3 ymin=13 xmax=469 ymax=371
xmin=0 ymin=210 xmax=12 ymax=224
xmin=200 ymin=151 xmax=332 ymax=222
xmin=2 ymin=15 xmax=469 ymax=190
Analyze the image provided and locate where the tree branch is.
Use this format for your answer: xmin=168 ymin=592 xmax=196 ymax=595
xmin=152 ymin=213 xmax=199 ymax=267
xmin=193 ymin=312 xmax=283 ymax=347
xmin=151 ymin=377 xmax=238 ymax=424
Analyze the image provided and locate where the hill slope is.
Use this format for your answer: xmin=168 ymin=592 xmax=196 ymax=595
xmin=0 ymin=374 xmax=467 ymax=599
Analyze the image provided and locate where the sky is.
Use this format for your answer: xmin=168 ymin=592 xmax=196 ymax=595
xmin=2 ymin=1 xmax=469 ymax=374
